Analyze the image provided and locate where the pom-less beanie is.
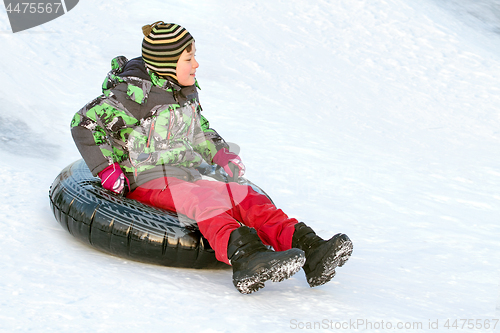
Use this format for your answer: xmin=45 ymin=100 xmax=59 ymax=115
xmin=141 ymin=21 xmax=195 ymax=81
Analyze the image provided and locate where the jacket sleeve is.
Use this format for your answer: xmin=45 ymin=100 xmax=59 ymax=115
xmin=193 ymin=113 xmax=229 ymax=163
xmin=70 ymin=98 xmax=117 ymax=176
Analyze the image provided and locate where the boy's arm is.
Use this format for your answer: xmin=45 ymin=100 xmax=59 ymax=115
xmin=197 ymin=114 xmax=245 ymax=178
xmin=70 ymin=102 xmax=116 ymax=176
xmin=194 ymin=114 xmax=229 ymax=162
xmin=71 ymin=125 xmax=110 ymax=176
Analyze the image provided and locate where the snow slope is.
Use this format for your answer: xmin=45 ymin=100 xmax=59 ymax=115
xmin=0 ymin=0 xmax=499 ymax=331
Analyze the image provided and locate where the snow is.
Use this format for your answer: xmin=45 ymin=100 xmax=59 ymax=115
xmin=1 ymin=0 xmax=499 ymax=331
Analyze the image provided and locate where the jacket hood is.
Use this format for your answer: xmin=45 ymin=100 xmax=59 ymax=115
xmin=119 ymin=57 xmax=150 ymax=80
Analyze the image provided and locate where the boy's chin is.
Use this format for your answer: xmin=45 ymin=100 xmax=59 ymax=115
xmin=181 ymin=79 xmax=196 ymax=86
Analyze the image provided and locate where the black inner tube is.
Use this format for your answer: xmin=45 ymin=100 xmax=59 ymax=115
xmin=49 ymin=160 xmax=229 ymax=268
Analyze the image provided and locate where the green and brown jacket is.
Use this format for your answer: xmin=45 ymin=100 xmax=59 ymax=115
xmin=71 ymin=56 xmax=228 ymax=191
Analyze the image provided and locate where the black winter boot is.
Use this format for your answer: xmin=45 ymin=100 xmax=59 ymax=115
xmin=228 ymin=226 xmax=306 ymax=294
xmin=292 ymin=222 xmax=353 ymax=288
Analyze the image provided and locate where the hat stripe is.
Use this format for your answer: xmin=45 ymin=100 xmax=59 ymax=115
xmin=149 ymin=25 xmax=187 ymax=36
xmin=143 ymin=60 xmax=177 ymax=67
xmin=147 ymin=63 xmax=175 ymax=70
xmin=142 ymin=54 xmax=184 ymax=61
xmin=142 ymin=45 xmax=187 ymax=57
xmin=152 ymin=24 xmax=179 ymax=33
xmin=143 ymin=39 xmax=192 ymax=51
xmin=142 ymin=54 xmax=180 ymax=62
xmin=144 ymin=30 xmax=190 ymax=44
xmin=144 ymin=64 xmax=176 ymax=77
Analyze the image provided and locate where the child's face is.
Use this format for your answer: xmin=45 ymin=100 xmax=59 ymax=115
xmin=176 ymin=42 xmax=198 ymax=86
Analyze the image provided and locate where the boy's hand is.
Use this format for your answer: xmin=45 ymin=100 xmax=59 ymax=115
xmin=98 ymin=163 xmax=129 ymax=194
xmin=213 ymin=148 xmax=246 ymax=179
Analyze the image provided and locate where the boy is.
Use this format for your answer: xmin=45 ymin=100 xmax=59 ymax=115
xmin=71 ymin=21 xmax=353 ymax=294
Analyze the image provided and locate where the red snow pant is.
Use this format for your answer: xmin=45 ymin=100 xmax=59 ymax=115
xmin=126 ymin=177 xmax=298 ymax=264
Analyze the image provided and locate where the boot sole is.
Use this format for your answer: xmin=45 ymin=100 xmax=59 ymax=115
xmin=306 ymin=234 xmax=353 ymax=288
xmin=234 ymin=250 xmax=306 ymax=294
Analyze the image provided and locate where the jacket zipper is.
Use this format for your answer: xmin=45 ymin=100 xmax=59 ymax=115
xmin=147 ymin=117 xmax=155 ymax=148
xmin=186 ymin=103 xmax=197 ymax=137
xmin=166 ymin=107 xmax=175 ymax=143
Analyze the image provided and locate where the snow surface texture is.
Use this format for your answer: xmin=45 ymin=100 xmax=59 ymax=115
xmin=0 ymin=0 xmax=499 ymax=331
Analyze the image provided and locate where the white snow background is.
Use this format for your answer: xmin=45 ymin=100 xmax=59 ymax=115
xmin=0 ymin=0 xmax=499 ymax=332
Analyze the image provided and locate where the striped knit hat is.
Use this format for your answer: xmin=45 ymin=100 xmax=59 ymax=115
xmin=141 ymin=21 xmax=195 ymax=81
